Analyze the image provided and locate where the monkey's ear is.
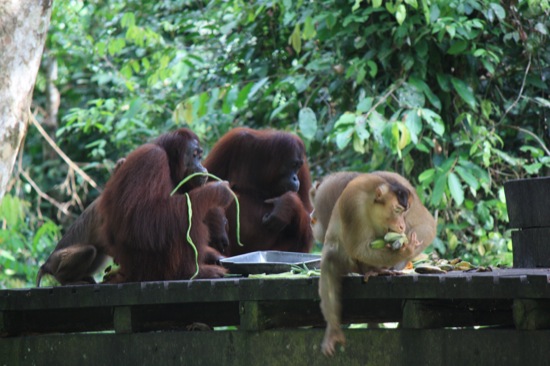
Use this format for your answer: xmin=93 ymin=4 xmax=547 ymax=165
xmin=374 ymin=184 xmax=389 ymax=203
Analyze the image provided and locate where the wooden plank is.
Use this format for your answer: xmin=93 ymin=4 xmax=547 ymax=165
xmin=2 ymin=329 xmax=550 ymax=366
xmin=512 ymin=228 xmax=550 ymax=267
xmin=505 ymin=177 xmax=550 ymax=229
xmin=4 ymin=270 xmax=550 ymax=313
xmin=402 ymin=299 xmax=513 ymax=329
xmin=513 ymin=299 xmax=550 ymax=330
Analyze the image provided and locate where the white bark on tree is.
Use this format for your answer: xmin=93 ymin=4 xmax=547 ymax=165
xmin=0 ymin=0 xmax=53 ymax=202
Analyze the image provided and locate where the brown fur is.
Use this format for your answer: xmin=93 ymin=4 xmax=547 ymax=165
xmin=317 ymin=172 xmax=436 ymax=356
xmin=99 ymin=128 xmax=232 ymax=282
xmin=203 ymin=127 xmax=313 ymax=255
xmin=36 ymin=158 xmax=126 ymax=287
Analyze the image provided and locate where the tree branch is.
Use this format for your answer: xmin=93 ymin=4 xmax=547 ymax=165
xmin=30 ymin=112 xmax=100 ymax=191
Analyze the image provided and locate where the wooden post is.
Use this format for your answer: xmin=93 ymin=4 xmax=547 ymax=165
xmin=504 ymin=177 xmax=550 ymax=268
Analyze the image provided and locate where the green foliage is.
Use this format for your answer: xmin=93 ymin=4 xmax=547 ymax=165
xmin=0 ymin=195 xmax=60 ymax=288
xmin=3 ymin=0 xmax=550 ymax=287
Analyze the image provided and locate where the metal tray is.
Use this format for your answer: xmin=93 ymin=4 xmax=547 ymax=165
xmin=220 ymin=251 xmax=321 ymax=275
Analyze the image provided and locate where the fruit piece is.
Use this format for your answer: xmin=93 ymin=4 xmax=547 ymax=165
xmin=384 ymin=232 xmax=408 ymax=243
xmin=414 ymin=264 xmax=447 ymax=274
xmin=370 ymin=239 xmax=386 ymax=249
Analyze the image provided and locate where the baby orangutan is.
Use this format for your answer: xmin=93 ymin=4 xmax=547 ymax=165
xmin=317 ymin=172 xmax=436 ymax=356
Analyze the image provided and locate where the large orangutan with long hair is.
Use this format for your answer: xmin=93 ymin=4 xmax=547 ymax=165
xmin=99 ymin=128 xmax=233 ymax=282
xmin=203 ymin=127 xmax=313 ymax=256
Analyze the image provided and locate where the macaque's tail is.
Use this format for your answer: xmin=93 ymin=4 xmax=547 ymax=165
xmin=36 ymin=267 xmax=45 ymax=287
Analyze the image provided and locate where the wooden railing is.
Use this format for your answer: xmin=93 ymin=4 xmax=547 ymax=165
xmin=2 ymin=268 xmax=550 ymax=365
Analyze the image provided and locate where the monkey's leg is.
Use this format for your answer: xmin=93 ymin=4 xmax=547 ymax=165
xmin=319 ymin=245 xmax=347 ymax=357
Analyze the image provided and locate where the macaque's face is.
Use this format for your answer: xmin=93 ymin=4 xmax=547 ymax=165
xmin=371 ymin=185 xmax=410 ymax=235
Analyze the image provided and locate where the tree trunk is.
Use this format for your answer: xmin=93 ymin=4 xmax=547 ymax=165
xmin=0 ymin=0 xmax=53 ymax=202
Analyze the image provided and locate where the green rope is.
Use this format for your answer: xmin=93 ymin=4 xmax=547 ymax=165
xmin=184 ymin=192 xmax=200 ymax=279
xmin=171 ymin=172 xmax=244 ymax=247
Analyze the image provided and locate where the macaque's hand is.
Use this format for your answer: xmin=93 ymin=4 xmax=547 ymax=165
xmin=401 ymin=232 xmax=423 ymax=257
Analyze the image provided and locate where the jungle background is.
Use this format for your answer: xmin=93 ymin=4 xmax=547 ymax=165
xmin=1 ymin=0 xmax=549 ymax=288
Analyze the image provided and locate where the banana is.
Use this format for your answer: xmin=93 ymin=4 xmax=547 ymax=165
xmin=384 ymin=232 xmax=408 ymax=243
xmin=369 ymin=239 xmax=386 ymax=249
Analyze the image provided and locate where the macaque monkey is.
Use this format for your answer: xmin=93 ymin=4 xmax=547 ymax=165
xmin=36 ymin=159 xmax=126 ymax=286
xmin=317 ymin=172 xmax=436 ymax=356
xmin=36 ymin=199 xmax=111 ymax=286
xmin=309 ymin=172 xmax=359 ymax=243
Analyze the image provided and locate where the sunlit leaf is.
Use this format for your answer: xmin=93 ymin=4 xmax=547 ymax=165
xmin=352 ymin=134 xmax=365 ymax=153
xmin=289 ymin=24 xmax=302 ymax=54
xmin=335 ymin=112 xmax=356 ymax=127
xmin=489 ymin=3 xmax=506 ymax=21
xmin=298 ymin=107 xmax=318 ymax=140
xmin=352 ymin=0 xmax=364 ymax=12
xmin=303 ymin=16 xmax=317 ymax=39
xmin=418 ymin=168 xmax=435 ymax=183
xmin=336 ymin=130 xmax=352 ymax=149
xmin=398 ymin=123 xmax=411 ymax=150
xmin=357 ymin=97 xmax=373 ymax=113
xmin=448 ymin=172 xmax=464 ymax=206
xmin=419 ymin=108 xmax=445 ymax=135
xmin=396 ymin=4 xmax=407 ymax=25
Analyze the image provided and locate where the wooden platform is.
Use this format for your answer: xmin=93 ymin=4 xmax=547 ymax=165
xmin=2 ymin=268 xmax=550 ymax=365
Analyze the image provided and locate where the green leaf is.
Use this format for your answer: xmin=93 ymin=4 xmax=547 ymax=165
xmin=197 ymin=92 xmax=209 ymax=117
xmin=409 ymin=77 xmax=441 ymax=110
xmin=335 ymin=130 xmax=352 ymax=149
xmin=455 ymin=165 xmax=480 ymax=191
xmin=289 ymin=24 xmax=302 ymax=54
xmin=419 ymin=108 xmax=445 ymax=135
xmin=404 ymin=0 xmax=418 ymax=9
xmin=352 ymin=0 xmax=364 ymax=12
xmin=335 ymin=112 xmax=357 ymax=127
xmin=357 ymin=97 xmax=373 ymax=113
xmin=382 ymin=122 xmax=401 ymax=156
xmin=404 ymin=110 xmax=421 ymax=144
xmin=303 ymin=16 xmax=317 ymax=40
xmin=418 ymin=168 xmax=435 ymax=183
xmin=352 ymin=134 xmax=365 ymax=153
xmin=447 ymin=40 xmax=469 ymax=55
xmin=121 ymin=12 xmax=136 ymax=28
xmin=448 ymin=172 xmax=464 ymax=206
xmin=431 ymin=172 xmax=447 ymax=206
xmin=489 ymin=3 xmax=506 ymax=21
xmin=398 ymin=83 xmax=425 ymax=108
xmin=367 ymin=60 xmax=378 ymax=78
xmin=396 ymin=4 xmax=407 ymax=25
xmin=356 ymin=67 xmax=367 ymax=84
xmin=298 ymin=107 xmax=318 ymax=140
xmin=222 ymin=86 xmax=239 ymax=114
xmin=235 ymin=83 xmax=254 ymax=109
xmin=398 ymin=123 xmax=411 ymax=150
xmin=451 ymin=77 xmax=477 ymax=109
xmin=372 ymin=0 xmax=383 ymax=8
xmin=355 ymin=119 xmax=370 ymax=141
xmin=249 ymin=78 xmax=269 ymax=99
